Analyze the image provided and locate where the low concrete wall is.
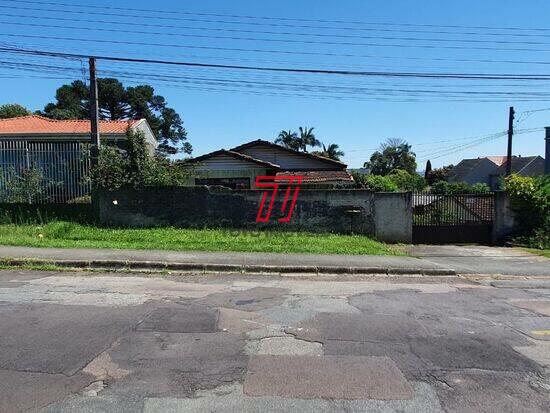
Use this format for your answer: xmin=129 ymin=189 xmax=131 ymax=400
xmin=492 ymin=191 xmax=518 ymax=245
xmin=374 ymin=192 xmax=412 ymax=243
xmin=98 ymin=187 xmax=412 ymax=242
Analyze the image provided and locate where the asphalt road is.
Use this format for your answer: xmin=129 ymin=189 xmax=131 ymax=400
xmin=0 ymin=270 xmax=549 ymax=412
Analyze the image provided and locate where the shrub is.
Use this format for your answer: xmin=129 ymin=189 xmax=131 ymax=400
xmin=430 ymin=180 xmax=488 ymax=195
xmin=353 ymin=173 xmax=398 ymax=192
xmin=0 ymin=167 xmax=43 ymax=203
xmin=90 ymin=130 xmax=192 ymax=191
xmin=504 ymin=174 xmax=549 ymax=249
xmin=470 ymin=183 xmax=491 ymax=194
xmin=386 ymin=169 xmax=427 ymax=191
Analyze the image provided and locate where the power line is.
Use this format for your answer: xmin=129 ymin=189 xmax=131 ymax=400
xmin=5 ymin=11 xmax=550 ymax=41
xmin=5 ymin=0 xmax=550 ymax=34
xmin=3 ymin=46 xmax=550 ymax=81
xmin=4 ymin=27 xmax=550 ymax=54
xmin=5 ymin=16 xmax=550 ymax=48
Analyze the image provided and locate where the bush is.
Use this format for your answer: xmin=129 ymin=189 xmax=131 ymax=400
xmin=0 ymin=167 xmax=43 ymax=203
xmin=470 ymin=183 xmax=491 ymax=194
xmin=90 ymin=130 xmax=192 ymax=191
xmin=430 ymin=180 xmax=488 ymax=195
xmin=353 ymin=173 xmax=398 ymax=192
xmin=386 ymin=169 xmax=427 ymax=191
xmin=504 ymin=174 xmax=549 ymax=249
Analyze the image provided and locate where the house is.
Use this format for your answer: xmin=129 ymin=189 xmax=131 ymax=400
xmin=448 ymin=156 xmax=507 ymax=186
xmin=188 ymin=139 xmax=353 ymax=189
xmin=488 ymin=156 xmax=546 ymax=190
xmin=0 ymin=115 xmax=157 ymax=202
xmin=449 ymin=155 xmax=546 ymax=190
xmin=0 ymin=115 xmax=157 ymax=153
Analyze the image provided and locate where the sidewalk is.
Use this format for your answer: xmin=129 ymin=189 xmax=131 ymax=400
xmin=0 ymin=245 xmax=454 ymax=276
xmin=0 ymin=245 xmax=548 ymax=276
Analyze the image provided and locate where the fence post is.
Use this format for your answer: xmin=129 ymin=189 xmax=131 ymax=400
xmin=24 ymin=142 xmax=32 ymax=204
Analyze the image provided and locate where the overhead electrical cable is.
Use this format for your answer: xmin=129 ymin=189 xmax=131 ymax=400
xmin=5 ymin=0 xmax=550 ymax=34
xmin=2 ymin=46 xmax=550 ymax=81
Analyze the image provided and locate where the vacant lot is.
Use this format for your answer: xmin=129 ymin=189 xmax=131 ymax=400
xmin=0 ymin=222 xmax=400 ymax=255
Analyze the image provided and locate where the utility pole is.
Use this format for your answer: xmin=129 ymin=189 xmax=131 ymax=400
xmin=505 ymin=106 xmax=514 ymax=176
xmin=89 ymin=57 xmax=100 ymax=168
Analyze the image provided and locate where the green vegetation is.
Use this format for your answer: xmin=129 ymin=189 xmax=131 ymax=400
xmin=505 ymin=174 xmax=549 ymax=250
xmin=0 ymin=204 xmax=93 ymax=225
xmin=353 ymin=169 xmax=425 ymax=192
xmin=0 ymin=103 xmax=31 ymax=119
xmin=524 ymin=248 xmax=550 ymax=258
xmin=430 ymin=180 xmax=490 ymax=195
xmin=0 ymin=167 xmax=43 ymax=203
xmin=91 ymin=130 xmax=192 ymax=191
xmin=39 ymin=78 xmax=191 ymax=154
xmin=0 ymin=222 xmax=401 ymax=255
xmin=0 ymin=258 xmax=69 ymax=272
xmin=364 ymin=138 xmax=417 ymax=175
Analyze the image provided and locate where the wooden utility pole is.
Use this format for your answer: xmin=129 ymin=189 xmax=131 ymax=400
xmin=89 ymin=57 xmax=100 ymax=168
xmin=505 ymin=106 xmax=514 ymax=176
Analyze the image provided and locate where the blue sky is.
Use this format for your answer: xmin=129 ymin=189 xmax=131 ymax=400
xmin=1 ymin=0 xmax=549 ymax=168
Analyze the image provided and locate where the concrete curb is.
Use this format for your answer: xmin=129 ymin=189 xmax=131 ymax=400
xmin=0 ymin=257 xmax=457 ymax=276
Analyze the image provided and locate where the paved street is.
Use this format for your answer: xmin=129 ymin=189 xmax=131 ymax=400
xmin=0 ymin=270 xmax=549 ymax=412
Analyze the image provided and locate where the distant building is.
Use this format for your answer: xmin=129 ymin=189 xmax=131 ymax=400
xmin=449 ymin=155 xmax=545 ymax=190
xmin=188 ymin=139 xmax=354 ymax=189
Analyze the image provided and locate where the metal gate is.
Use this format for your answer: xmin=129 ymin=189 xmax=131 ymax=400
xmin=412 ymin=192 xmax=495 ymax=244
xmin=0 ymin=140 xmax=91 ymax=203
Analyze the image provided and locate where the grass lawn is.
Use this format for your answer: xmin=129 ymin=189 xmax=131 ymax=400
xmin=0 ymin=222 xmax=401 ymax=255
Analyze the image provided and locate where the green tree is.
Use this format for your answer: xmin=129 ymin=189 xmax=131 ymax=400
xmin=275 ymin=130 xmax=300 ymax=151
xmin=313 ymin=143 xmax=345 ymax=161
xmin=504 ymin=174 xmax=549 ymax=243
xmin=426 ymin=164 xmax=454 ymax=185
xmin=352 ymin=173 xmax=398 ymax=192
xmin=387 ymin=169 xmax=427 ymax=191
xmin=364 ymin=138 xmax=417 ymax=175
xmin=424 ymin=160 xmax=432 ymax=179
xmin=91 ymin=130 xmax=192 ymax=190
xmin=298 ymin=126 xmax=321 ymax=152
xmin=40 ymin=79 xmax=190 ymax=155
xmin=0 ymin=103 xmax=31 ymax=119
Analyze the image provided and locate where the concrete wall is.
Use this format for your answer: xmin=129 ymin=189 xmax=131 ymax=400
xmin=492 ymin=191 xmax=518 ymax=245
xmin=98 ymin=187 xmax=412 ymax=242
xmin=374 ymin=192 xmax=412 ymax=243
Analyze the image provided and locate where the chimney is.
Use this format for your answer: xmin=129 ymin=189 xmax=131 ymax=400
xmin=546 ymin=127 xmax=550 ymax=175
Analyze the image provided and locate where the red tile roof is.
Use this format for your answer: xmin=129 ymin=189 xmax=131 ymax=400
xmin=277 ymin=170 xmax=354 ymax=183
xmin=0 ymin=115 xmax=138 ymax=135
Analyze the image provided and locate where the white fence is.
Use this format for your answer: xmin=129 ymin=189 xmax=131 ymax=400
xmin=0 ymin=140 xmax=91 ymax=203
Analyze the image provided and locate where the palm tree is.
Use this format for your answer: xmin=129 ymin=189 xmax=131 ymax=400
xmin=275 ymin=130 xmax=300 ymax=151
xmin=313 ymin=143 xmax=345 ymax=161
xmin=322 ymin=143 xmax=345 ymax=161
xmin=298 ymin=126 xmax=320 ymax=152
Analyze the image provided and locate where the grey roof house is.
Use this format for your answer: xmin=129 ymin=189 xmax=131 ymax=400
xmin=449 ymin=155 xmax=546 ymax=190
xmin=188 ymin=139 xmax=353 ymax=189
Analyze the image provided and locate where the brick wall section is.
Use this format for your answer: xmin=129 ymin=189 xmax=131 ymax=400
xmin=98 ymin=186 xmax=412 ymax=242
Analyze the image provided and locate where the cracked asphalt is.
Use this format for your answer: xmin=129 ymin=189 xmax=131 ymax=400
xmin=0 ymin=270 xmax=549 ymax=412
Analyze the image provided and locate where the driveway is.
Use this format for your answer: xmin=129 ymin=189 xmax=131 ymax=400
xmin=408 ymin=245 xmax=550 ymax=276
xmin=0 ymin=270 xmax=549 ymax=412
